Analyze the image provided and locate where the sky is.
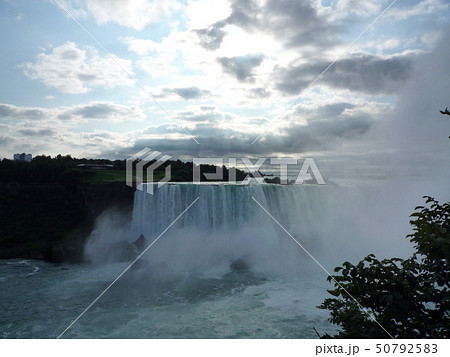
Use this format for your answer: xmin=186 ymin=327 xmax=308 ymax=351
xmin=0 ymin=0 xmax=449 ymax=183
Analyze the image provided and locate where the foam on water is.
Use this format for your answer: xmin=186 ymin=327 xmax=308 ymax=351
xmin=0 ymin=259 xmax=336 ymax=338
xmin=3 ymin=182 xmax=435 ymax=338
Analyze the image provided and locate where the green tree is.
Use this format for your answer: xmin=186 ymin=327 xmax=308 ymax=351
xmin=318 ymin=197 xmax=450 ymax=338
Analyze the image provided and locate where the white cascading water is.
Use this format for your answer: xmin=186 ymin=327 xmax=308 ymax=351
xmin=128 ymin=183 xmax=334 ymax=275
xmin=85 ymin=181 xmax=421 ymax=278
xmin=132 ymin=183 xmax=331 ymax=234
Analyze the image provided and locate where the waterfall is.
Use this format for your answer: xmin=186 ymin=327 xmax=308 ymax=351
xmin=127 ymin=183 xmax=331 ymax=275
xmin=84 ymin=182 xmax=415 ymax=276
xmin=131 ymin=183 xmax=330 ymax=235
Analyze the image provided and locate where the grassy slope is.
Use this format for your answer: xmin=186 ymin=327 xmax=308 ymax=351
xmin=82 ymin=170 xmax=166 ymax=184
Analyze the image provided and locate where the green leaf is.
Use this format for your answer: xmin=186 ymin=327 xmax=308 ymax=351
xmin=410 ymin=212 xmax=422 ymax=217
xmin=327 ymin=289 xmax=340 ymax=297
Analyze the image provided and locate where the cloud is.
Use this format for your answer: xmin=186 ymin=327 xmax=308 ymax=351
xmin=194 ymin=26 xmax=227 ymax=51
xmin=194 ymin=0 xmax=339 ymax=51
xmin=119 ymin=119 xmax=372 ymax=159
xmin=247 ymin=88 xmax=271 ymax=99
xmin=262 ymin=0 xmax=340 ymax=48
xmin=275 ymin=53 xmax=415 ymax=95
xmin=0 ymin=102 xmax=144 ymax=124
xmin=59 ymin=102 xmax=145 ymax=122
xmin=0 ymin=104 xmax=46 ymax=120
xmin=0 ymin=102 xmax=144 ymax=158
xmin=148 ymin=86 xmax=212 ymax=101
xmin=80 ymin=0 xmax=182 ymax=30
xmin=299 ymin=28 xmax=450 ymax=183
xmin=23 ymin=42 xmax=134 ymax=94
xmin=388 ymin=0 xmax=449 ymax=21
xmin=217 ymin=54 xmax=265 ymax=82
xmin=17 ymin=129 xmax=55 ymax=137
xmin=327 ymin=0 xmax=386 ymax=18
xmin=137 ymin=57 xmax=178 ymax=78
xmin=282 ymin=115 xmax=373 ymax=150
xmin=173 ymin=105 xmax=228 ymax=124
xmin=121 ymin=37 xmax=162 ymax=56
xmin=315 ymin=103 xmax=356 ymax=118
xmin=0 ymin=136 xmax=11 ymax=147
xmin=121 ymin=35 xmax=182 ymax=78
xmin=0 ymin=104 xmax=19 ymax=118
xmin=103 ymin=101 xmax=375 ymax=159
xmin=171 ymin=87 xmax=211 ymax=100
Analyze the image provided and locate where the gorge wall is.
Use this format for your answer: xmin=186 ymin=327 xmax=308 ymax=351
xmin=0 ymin=182 xmax=134 ymax=263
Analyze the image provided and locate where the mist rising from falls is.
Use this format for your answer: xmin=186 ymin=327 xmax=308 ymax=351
xmin=130 ymin=183 xmax=333 ymax=275
xmin=84 ymin=182 xmax=419 ymax=277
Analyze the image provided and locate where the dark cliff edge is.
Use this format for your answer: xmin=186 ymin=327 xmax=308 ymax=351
xmin=0 ymin=182 xmax=135 ymax=263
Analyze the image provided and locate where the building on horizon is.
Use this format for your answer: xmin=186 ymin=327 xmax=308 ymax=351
xmin=13 ymin=153 xmax=32 ymax=162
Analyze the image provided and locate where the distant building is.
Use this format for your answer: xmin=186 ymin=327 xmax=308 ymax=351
xmin=13 ymin=153 xmax=32 ymax=162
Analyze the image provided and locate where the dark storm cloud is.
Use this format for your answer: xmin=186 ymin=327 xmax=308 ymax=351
xmin=217 ymin=54 xmax=265 ymax=82
xmin=276 ymin=54 xmax=415 ymax=95
xmin=194 ymin=0 xmax=339 ymax=51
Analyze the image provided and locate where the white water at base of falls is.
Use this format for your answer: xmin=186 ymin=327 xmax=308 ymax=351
xmin=84 ymin=183 xmax=416 ymax=277
xmin=129 ymin=183 xmax=333 ymax=275
xmin=0 ymin=258 xmax=335 ymax=338
xmin=3 ymin=182 xmax=440 ymax=338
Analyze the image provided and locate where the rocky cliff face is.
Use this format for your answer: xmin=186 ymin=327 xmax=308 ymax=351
xmin=0 ymin=182 xmax=134 ymax=263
